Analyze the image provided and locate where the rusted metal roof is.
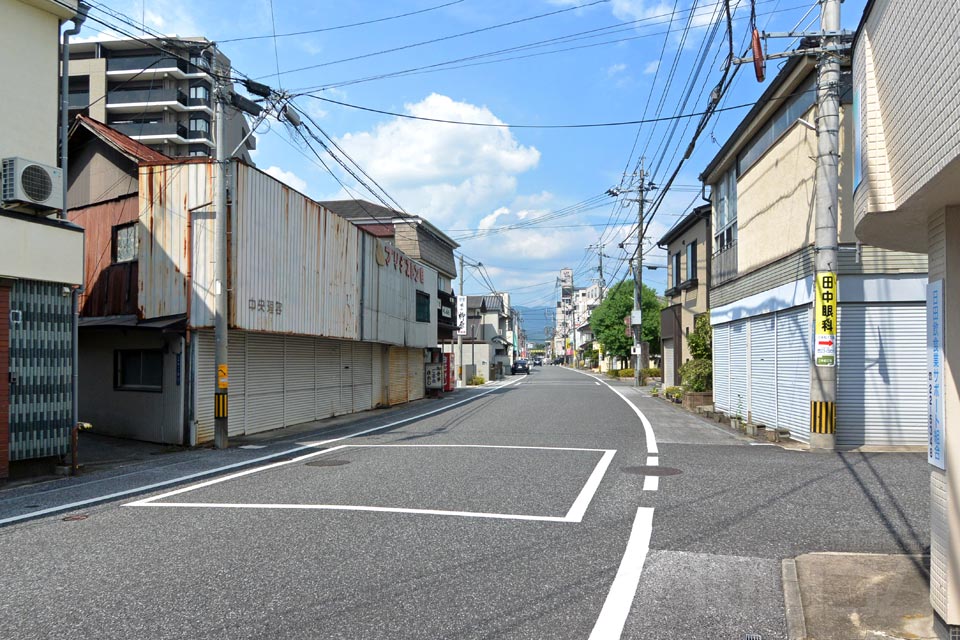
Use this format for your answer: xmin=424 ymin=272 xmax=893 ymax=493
xmin=71 ymin=115 xmax=172 ymax=163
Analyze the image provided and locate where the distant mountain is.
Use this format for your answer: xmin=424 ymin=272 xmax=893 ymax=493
xmin=513 ymin=305 xmax=556 ymax=342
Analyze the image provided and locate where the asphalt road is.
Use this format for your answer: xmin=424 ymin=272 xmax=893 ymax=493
xmin=0 ymin=365 xmax=929 ymax=639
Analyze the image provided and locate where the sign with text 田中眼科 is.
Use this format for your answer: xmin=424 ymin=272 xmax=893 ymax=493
xmin=814 ymin=272 xmax=837 ymax=367
xmin=928 ymin=279 xmax=945 ymax=470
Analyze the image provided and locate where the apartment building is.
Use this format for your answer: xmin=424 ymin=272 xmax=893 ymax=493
xmin=67 ymin=37 xmax=254 ymax=162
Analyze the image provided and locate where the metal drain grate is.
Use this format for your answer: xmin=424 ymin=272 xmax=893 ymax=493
xmin=305 ymin=459 xmax=351 ymax=467
xmin=742 ymin=634 xmax=763 ymax=640
xmin=621 ymin=465 xmax=682 ymax=476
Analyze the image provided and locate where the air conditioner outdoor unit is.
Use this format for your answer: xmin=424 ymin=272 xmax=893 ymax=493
xmin=1 ymin=157 xmax=63 ymax=212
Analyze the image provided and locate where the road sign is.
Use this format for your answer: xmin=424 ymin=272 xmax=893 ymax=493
xmin=814 ymin=272 xmax=837 ymax=366
xmin=928 ymin=279 xmax=945 ymax=469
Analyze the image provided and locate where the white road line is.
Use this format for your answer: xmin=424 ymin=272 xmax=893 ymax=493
xmin=643 ymin=476 xmax=659 ymax=492
xmin=588 ymin=507 xmax=655 ymax=640
xmin=1 ymin=376 xmax=526 ymax=527
xmin=646 ymin=456 xmax=658 ymax=466
xmin=564 ymin=449 xmax=616 ymax=522
xmin=595 ymin=381 xmax=600 ymax=385
xmin=352 ymin=444 xmax=609 ymax=453
xmin=568 ymin=369 xmax=658 ymax=455
xmin=128 ymin=502 xmax=572 ymax=523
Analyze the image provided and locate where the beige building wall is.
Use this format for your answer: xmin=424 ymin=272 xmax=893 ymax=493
xmin=665 ymin=219 xmax=709 ymax=365
xmin=69 ymin=57 xmax=107 ymax=122
xmin=0 ymin=0 xmax=77 ymax=164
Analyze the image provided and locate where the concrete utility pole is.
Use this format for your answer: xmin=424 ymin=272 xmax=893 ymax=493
xmin=213 ymin=56 xmax=229 ymax=449
xmin=458 ymin=253 xmax=465 ymax=388
xmin=809 ymin=0 xmax=841 ymax=450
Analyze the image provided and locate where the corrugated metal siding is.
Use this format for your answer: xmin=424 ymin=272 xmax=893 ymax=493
xmin=195 ymin=329 xmax=215 ymax=444
xmin=836 ymin=304 xmax=927 ymax=446
xmin=713 ymin=323 xmax=730 ymax=411
xmin=245 ymin=334 xmax=284 ymax=434
xmin=284 ymin=336 xmax=315 ymax=426
xmin=315 ymin=338 xmax=340 ymax=419
xmin=371 ymin=343 xmax=384 ymax=408
xmin=139 ymin=162 xmax=216 ymax=322
xmin=928 ymin=209 xmax=946 ymax=280
xmin=352 ymin=342 xmax=373 ymax=412
xmin=388 ymin=346 xmax=408 ymax=405
xmin=339 ymin=342 xmax=354 ymax=415
xmin=776 ymin=306 xmax=811 ymax=442
xmin=729 ymin=320 xmax=748 ymax=419
xmin=231 ymin=163 xmax=361 ymax=339
xmin=839 ymin=246 xmax=928 ymax=274
xmin=749 ymin=314 xmax=777 ymax=427
xmin=228 ymin=332 xmax=246 ymax=437
xmin=407 ymin=348 xmax=425 ymax=401
xmin=8 ymin=281 xmax=72 ymax=460
xmin=662 ymin=339 xmax=675 ymax=388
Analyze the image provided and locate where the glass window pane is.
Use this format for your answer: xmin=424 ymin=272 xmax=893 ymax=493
xmin=416 ymin=292 xmax=431 ymax=323
xmin=119 ymin=351 xmax=141 ymax=386
xmin=141 ymin=351 xmax=163 ymax=388
xmin=114 ymin=224 xmax=138 ymax=263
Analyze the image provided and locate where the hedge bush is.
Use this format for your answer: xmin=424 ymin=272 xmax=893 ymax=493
xmin=468 ymin=375 xmax=486 ymax=386
xmin=617 ymin=368 xmax=635 ymax=378
xmin=641 ymin=367 xmax=661 ymax=378
xmin=678 ymin=358 xmax=712 ymax=392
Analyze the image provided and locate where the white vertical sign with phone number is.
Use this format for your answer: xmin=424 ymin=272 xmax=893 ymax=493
xmin=456 ymin=295 xmax=467 ymax=336
xmin=928 ymin=280 xmax=945 ymax=470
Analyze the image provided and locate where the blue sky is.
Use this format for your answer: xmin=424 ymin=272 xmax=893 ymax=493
xmin=76 ymin=0 xmax=867 ymax=308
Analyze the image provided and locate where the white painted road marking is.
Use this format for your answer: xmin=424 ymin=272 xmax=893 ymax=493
xmin=588 ymin=507 xmax=655 ymax=639
xmin=0 ymin=376 xmax=526 ymax=528
xmin=595 ymin=381 xmax=601 ymax=385
xmin=643 ymin=455 xmax=659 ymax=492
xmin=128 ymin=444 xmax=616 ymax=523
xmin=568 ymin=369 xmax=658 ymax=455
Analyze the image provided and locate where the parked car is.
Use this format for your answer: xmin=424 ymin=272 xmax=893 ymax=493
xmin=533 ymin=357 xmax=543 ymax=366
xmin=511 ymin=359 xmax=530 ymax=375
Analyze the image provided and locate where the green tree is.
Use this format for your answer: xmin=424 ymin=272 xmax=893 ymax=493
xmin=686 ymin=313 xmax=712 ymax=360
xmin=589 ymin=281 xmax=663 ymax=359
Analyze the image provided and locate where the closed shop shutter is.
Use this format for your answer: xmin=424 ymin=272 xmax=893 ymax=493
xmin=713 ymin=323 xmax=730 ymax=412
xmin=339 ymin=341 xmax=354 ymax=415
xmin=352 ymin=342 xmax=374 ymax=413
xmin=748 ymin=314 xmax=777 ymax=427
xmin=729 ymin=320 xmax=748 ymax=419
xmin=407 ymin=348 xmax=425 ymax=401
xmin=371 ymin=344 xmax=384 ymax=408
xmin=195 ymin=329 xmax=215 ymax=444
xmin=837 ymin=304 xmax=927 ymax=446
xmin=315 ymin=338 xmax=341 ymax=419
xmin=776 ymin=306 xmax=811 ymax=442
xmin=388 ymin=346 xmax=408 ymax=405
xmin=227 ymin=332 xmax=246 ymax=437
xmin=662 ymin=339 xmax=675 ymax=388
xmin=245 ymin=334 xmax=284 ymax=434
xmin=284 ymin=336 xmax=315 ymax=427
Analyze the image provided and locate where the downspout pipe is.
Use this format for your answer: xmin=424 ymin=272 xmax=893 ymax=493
xmin=62 ymin=3 xmax=88 ymax=475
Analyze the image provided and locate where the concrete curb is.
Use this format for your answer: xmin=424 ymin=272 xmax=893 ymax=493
xmin=782 ymin=559 xmax=808 ymax=640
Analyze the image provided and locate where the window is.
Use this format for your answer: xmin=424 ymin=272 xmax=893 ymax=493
xmin=189 ymin=117 xmax=210 ymax=134
xmin=189 ymin=83 xmax=210 ymax=102
xmin=714 ymin=167 xmax=737 ymax=250
xmin=737 ymin=76 xmax=817 ymax=175
xmin=416 ymin=291 xmax=431 ymax=323
xmin=114 ymin=349 xmax=163 ymax=392
xmin=113 ymin=222 xmax=138 ymax=263
xmin=686 ymin=242 xmax=697 ymax=281
xmin=672 ymin=252 xmax=681 ymax=287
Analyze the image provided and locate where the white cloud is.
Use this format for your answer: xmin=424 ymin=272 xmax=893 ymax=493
xmin=334 ymin=93 xmax=540 ymax=224
xmin=611 ymin=0 xmax=676 ymax=22
xmin=607 ymin=63 xmax=628 ymax=77
xmin=264 ymin=166 xmax=308 ymax=194
xmin=644 ymin=60 xmax=660 ymax=75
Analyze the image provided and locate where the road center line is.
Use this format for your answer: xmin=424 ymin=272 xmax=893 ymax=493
xmin=588 ymin=507 xmax=655 ymax=639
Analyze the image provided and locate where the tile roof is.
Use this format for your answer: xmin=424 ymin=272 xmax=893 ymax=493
xmin=318 ymin=199 xmax=408 ymax=223
xmin=72 ymin=115 xmax=172 ymax=163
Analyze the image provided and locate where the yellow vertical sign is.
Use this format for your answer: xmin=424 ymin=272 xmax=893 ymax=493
xmin=217 ymin=364 xmax=229 ymax=389
xmin=814 ymin=272 xmax=837 ymax=367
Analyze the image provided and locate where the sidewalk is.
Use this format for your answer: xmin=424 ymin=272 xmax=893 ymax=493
xmin=609 ymin=378 xmax=936 ymax=640
xmin=0 ymin=383 xmax=510 ymax=526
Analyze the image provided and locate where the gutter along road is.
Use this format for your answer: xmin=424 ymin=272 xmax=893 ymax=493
xmin=0 ymin=366 xmax=928 ymax=639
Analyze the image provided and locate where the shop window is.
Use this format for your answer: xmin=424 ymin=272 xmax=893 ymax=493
xmin=416 ymin=291 xmax=431 ymax=323
xmin=113 ymin=222 xmax=138 ymax=263
xmin=114 ymin=349 xmax=163 ymax=392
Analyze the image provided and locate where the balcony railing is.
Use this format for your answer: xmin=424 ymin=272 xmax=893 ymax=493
xmin=107 ymin=55 xmax=186 ymax=73
xmin=107 ymin=88 xmax=187 ymax=105
xmin=110 ymin=121 xmax=188 ymax=139
xmin=711 ymin=242 xmax=738 ymax=287
xmin=68 ymin=92 xmax=89 ymax=109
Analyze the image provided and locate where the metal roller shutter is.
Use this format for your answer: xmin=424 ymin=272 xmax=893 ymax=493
xmin=195 ymin=329 xmax=215 ymax=444
xmin=284 ymin=336 xmax=315 ymax=426
xmin=407 ymin=348 xmax=425 ymax=401
xmin=776 ymin=306 xmax=811 ymax=442
xmin=837 ymin=304 xmax=927 ymax=446
xmin=371 ymin=344 xmax=384 ymax=408
xmin=245 ymin=334 xmax=284 ymax=434
xmin=729 ymin=320 xmax=748 ymax=419
xmin=339 ymin=341 xmax=354 ymax=415
xmin=713 ymin=323 xmax=730 ymax=412
xmin=315 ymin=338 xmax=340 ymax=419
xmin=662 ymin=339 xmax=675 ymax=388
xmin=352 ymin=342 xmax=374 ymax=413
xmin=388 ymin=346 xmax=408 ymax=405
xmin=227 ymin=332 xmax=246 ymax=437
xmin=748 ymin=314 xmax=777 ymax=427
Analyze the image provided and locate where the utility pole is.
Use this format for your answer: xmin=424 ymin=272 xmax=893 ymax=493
xmin=458 ymin=253 xmax=465 ymax=388
xmin=213 ymin=55 xmax=229 ymax=448
xmin=597 ymin=243 xmax=606 ymax=302
xmin=809 ymin=0 xmax=841 ymax=450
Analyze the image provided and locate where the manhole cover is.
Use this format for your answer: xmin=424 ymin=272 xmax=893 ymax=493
xmin=622 ymin=465 xmax=682 ymax=476
xmin=305 ymin=459 xmax=351 ymax=468
xmin=62 ymin=514 xmax=88 ymax=521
